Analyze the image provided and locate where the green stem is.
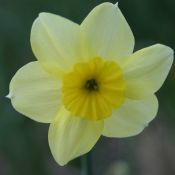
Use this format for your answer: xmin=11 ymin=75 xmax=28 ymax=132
xmin=81 ymin=153 xmax=93 ymax=175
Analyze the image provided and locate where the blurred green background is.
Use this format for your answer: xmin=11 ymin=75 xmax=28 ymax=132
xmin=0 ymin=0 xmax=175 ymax=175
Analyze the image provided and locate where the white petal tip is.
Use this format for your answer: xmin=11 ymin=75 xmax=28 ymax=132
xmin=59 ymin=162 xmax=67 ymax=166
xmin=115 ymin=2 xmax=119 ymax=7
xmin=144 ymin=123 xmax=149 ymax=127
xmin=6 ymin=93 xmax=11 ymax=99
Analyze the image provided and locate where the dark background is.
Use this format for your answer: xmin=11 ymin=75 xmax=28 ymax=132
xmin=0 ymin=0 xmax=175 ymax=175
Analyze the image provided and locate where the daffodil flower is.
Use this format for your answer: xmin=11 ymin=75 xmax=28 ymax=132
xmin=8 ymin=2 xmax=173 ymax=166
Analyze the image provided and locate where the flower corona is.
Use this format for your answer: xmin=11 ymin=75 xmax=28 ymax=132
xmin=62 ymin=57 xmax=125 ymax=121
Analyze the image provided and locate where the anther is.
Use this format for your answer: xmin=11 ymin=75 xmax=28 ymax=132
xmin=85 ymin=79 xmax=98 ymax=91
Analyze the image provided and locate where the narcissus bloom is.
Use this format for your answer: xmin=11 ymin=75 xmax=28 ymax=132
xmin=8 ymin=2 xmax=173 ymax=166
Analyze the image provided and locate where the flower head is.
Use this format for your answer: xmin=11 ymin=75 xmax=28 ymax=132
xmin=8 ymin=2 xmax=173 ymax=166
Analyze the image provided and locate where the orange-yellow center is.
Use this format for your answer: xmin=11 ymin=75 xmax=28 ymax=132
xmin=62 ymin=57 xmax=125 ymax=121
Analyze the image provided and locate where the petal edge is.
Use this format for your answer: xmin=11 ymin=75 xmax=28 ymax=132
xmin=48 ymin=107 xmax=103 ymax=166
xmin=122 ymin=44 xmax=174 ymax=99
xmin=103 ymin=95 xmax=158 ymax=137
xmin=81 ymin=2 xmax=135 ymax=61
xmin=9 ymin=61 xmax=61 ymax=123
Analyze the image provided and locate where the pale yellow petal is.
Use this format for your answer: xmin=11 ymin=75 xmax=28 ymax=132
xmin=81 ymin=2 xmax=134 ymax=61
xmin=31 ymin=13 xmax=83 ymax=77
xmin=122 ymin=44 xmax=174 ymax=99
xmin=48 ymin=107 xmax=103 ymax=166
xmin=103 ymin=95 xmax=158 ymax=137
xmin=8 ymin=62 xmax=61 ymax=123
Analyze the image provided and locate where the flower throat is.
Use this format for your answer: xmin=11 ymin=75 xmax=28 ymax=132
xmin=85 ymin=79 xmax=98 ymax=91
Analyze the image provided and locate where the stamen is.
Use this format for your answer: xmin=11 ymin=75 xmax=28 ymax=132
xmin=85 ymin=79 xmax=98 ymax=91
